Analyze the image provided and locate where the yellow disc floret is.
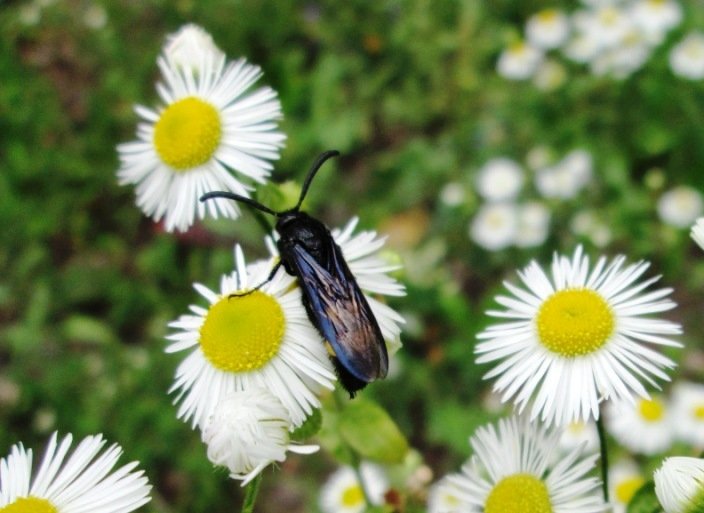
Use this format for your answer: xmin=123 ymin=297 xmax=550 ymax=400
xmin=485 ymin=473 xmax=552 ymax=513
xmin=154 ymin=96 xmax=222 ymax=170
xmin=199 ymin=290 xmax=285 ymax=372
xmin=341 ymin=485 xmax=364 ymax=508
xmin=0 ymin=497 xmax=58 ymax=513
xmin=615 ymin=476 xmax=645 ymax=505
xmin=638 ymin=398 xmax=665 ymax=422
xmin=693 ymin=403 xmax=704 ymax=420
xmin=537 ymin=288 xmax=614 ymax=357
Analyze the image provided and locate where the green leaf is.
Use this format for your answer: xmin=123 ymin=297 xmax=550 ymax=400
xmin=338 ymin=398 xmax=409 ymax=464
xmin=626 ymin=480 xmax=661 ymax=513
xmin=290 ymin=408 xmax=323 ymax=441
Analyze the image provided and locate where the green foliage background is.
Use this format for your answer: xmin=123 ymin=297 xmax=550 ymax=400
xmin=2 ymin=0 xmax=704 ymax=511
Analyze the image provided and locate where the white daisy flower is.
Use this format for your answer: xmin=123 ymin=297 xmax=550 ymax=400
xmin=571 ymin=210 xmax=612 ymax=247
xmin=577 ymin=5 xmax=633 ymax=52
xmin=607 ymin=395 xmax=674 ymax=455
xmin=469 ymin=202 xmax=519 ymax=251
xmin=163 ymin=24 xmax=225 ymax=72
xmin=117 ymin=33 xmax=286 ymax=232
xmin=446 ymin=416 xmax=606 ymax=513
xmin=497 ymin=41 xmax=544 ymax=80
xmin=559 ymin=420 xmax=599 ymax=453
xmin=672 ymin=381 xmax=704 ymax=448
xmin=591 ymin=30 xmax=652 ymax=79
xmin=609 ymin=459 xmax=645 ymax=513
xmin=439 ymin=182 xmax=467 ymax=207
xmin=266 ymin=216 xmax=406 ymax=353
xmin=657 ymin=186 xmax=704 ymax=228
xmin=475 ymin=157 xmax=524 ymax=202
xmin=526 ymin=9 xmax=571 ymax=50
xmin=166 ymin=246 xmax=336 ymax=429
xmin=630 ymin=0 xmax=683 ymax=42
xmin=535 ymin=149 xmax=592 ymax=200
xmin=475 ymin=246 xmax=682 ymax=426
xmin=532 ymin=58 xmax=568 ymax=91
xmin=427 ymin=476 xmax=465 ymax=513
xmin=691 ymin=218 xmax=704 ymax=251
xmin=515 ymin=201 xmax=551 ymax=248
xmin=563 ymin=32 xmax=603 ymax=64
xmin=0 ymin=432 xmax=151 ymax=513
xmin=201 ymin=387 xmax=318 ymax=486
xmin=319 ymin=462 xmax=389 ymax=513
xmin=654 ymin=457 xmax=704 ymax=513
xmin=670 ymin=32 xmax=704 ymax=80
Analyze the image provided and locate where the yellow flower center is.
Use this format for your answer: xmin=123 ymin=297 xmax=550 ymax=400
xmin=341 ymin=485 xmax=364 ymax=507
xmin=536 ymin=288 xmax=614 ymax=357
xmin=199 ymin=291 xmax=285 ymax=372
xmin=485 ymin=473 xmax=552 ymax=513
xmin=638 ymin=398 xmax=665 ymax=422
xmin=566 ymin=421 xmax=586 ymax=435
xmin=537 ymin=9 xmax=558 ymax=23
xmin=615 ymin=476 xmax=645 ymax=505
xmin=693 ymin=404 xmax=704 ymax=420
xmin=599 ymin=7 xmax=620 ymax=25
xmin=0 ymin=497 xmax=58 ymax=513
xmin=153 ymin=96 xmax=222 ymax=170
xmin=508 ymin=41 xmax=528 ymax=55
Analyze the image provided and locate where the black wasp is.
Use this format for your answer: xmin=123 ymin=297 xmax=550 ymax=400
xmin=201 ymin=150 xmax=388 ymax=396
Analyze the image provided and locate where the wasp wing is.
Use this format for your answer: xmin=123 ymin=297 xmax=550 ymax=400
xmin=289 ymin=242 xmax=389 ymax=384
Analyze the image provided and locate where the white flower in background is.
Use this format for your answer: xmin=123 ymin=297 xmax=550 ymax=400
xmin=631 ymin=0 xmax=683 ymax=43
xmin=117 ymin=27 xmax=286 ymax=232
xmin=657 ymin=186 xmax=704 ymax=228
xmin=577 ymin=5 xmax=633 ymax=51
xmin=691 ymin=218 xmax=704 ymax=251
xmin=0 ymin=433 xmax=151 ymax=513
xmin=591 ymin=30 xmax=652 ymax=79
xmin=571 ymin=210 xmax=612 ymax=247
xmin=535 ymin=149 xmax=592 ymax=200
xmin=427 ymin=476 xmax=465 ymax=513
xmin=559 ymin=420 xmax=599 ymax=452
xmin=439 ymin=182 xmax=466 ymax=207
xmin=563 ymin=32 xmax=603 ymax=64
xmin=475 ymin=157 xmax=524 ymax=201
xmin=446 ymin=416 xmax=606 ymax=513
xmin=607 ymin=396 xmax=674 ymax=455
xmin=610 ymin=460 xmax=646 ymax=513
xmin=497 ymin=41 xmax=544 ymax=80
xmin=526 ymin=8 xmax=571 ymax=50
xmin=515 ymin=201 xmax=551 ymax=248
xmin=672 ymin=381 xmax=704 ymax=448
xmin=166 ymin=246 xmax=336 ymax=429
xmin=670 ymin=32 xmax=704 ymax=80
xmin=267 ymin=217 xmax=406 ymax=352
xmin=319 ymin=463 xmax=389 ymax=513
xmin=654 ymin=457 xmax=704 ymax=513
xmin=469 ymin=202 xmax=518 ymax=251
xmin=163 ymin=24 xmax=225 ymax=71
xmin=201 ymin=387 xmax=318 ymax=486
xmin=533 ymin=58 xmax=568 ymax=91
xmin=526 ymin=145 xmax=554 ymax=171
xmin=476 ymin=246 xmax=682 ymax=426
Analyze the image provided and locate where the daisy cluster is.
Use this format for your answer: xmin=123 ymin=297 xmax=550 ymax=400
xmin=467 ymin=148 xmax=593 ymax=251
xmin=497 ymin=0 xmax=704 ymax=82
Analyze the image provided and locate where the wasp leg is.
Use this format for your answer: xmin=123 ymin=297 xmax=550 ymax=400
xmin=228 ymin=261 xmax=283 ymax=299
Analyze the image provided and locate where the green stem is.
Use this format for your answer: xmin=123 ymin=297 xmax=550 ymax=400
xmin=241 ymin=473 xmax=263 ymax=513
xmin=596 ymin=413 xmax=609 ymax=503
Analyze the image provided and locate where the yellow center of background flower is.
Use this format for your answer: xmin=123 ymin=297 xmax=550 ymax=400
xmin=199 ymin=291 xmax=285 ymax=372
xmin=153 ymin=96 xmax=222 ymax=170
xmin=693 ymin=404 xmax=704 ymax=420
xmin=341 ymin=485 xmax=364 ymax=507
xmin=638 ymin=398 xmax=664 ymax=422
xmin=485 ymin=473 xmax=552 ymax=513
xmin=615 ymin=476 xmax=645 ymax=505
xmin=0 ymin=497 xmax=58 ymax=513
xmin=537 ymin=9 xmax=558 ymax=23
xmin=536 ymin=288 xmax=614 ymax=357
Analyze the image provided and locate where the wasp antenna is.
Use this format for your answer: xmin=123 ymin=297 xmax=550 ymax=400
xmin=200 ymin=191 xmax=278 ymax=216
xmin=294 ymin=150 xmax=340 ymax=211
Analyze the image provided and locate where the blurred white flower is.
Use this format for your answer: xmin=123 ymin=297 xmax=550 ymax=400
xmin=497 ymin=41 xmax=544 ymax=80
xmin=469 ymin=203 xmax=518 ymax=251
xmin=607 ymin=396 xmax=674 ymax=455
xmin=671 ymin=381 xmax=704 ymax=448
xmin=535 ymin=149 xmax=592 ymax=199
xmin=427 ymin=476 xmax=465 ymax=513
xmin=319 ymin=463 xmax=389 ymax=513
xmin=563 ymin=32 xmax=602 ymax=63
xmin=525 ymin=9 xmax=571 ymax=50
xmin=526 ymin=145 xmax=554 ymax=171
xmin=83 ymin=3 xmax=108 ymax=30
xmin=654 ymin=457 xmax=704 ymax=513
xmin=163 ymin=24 xmax=225 ymax=72
xmin=439 ymin=182 xmax=466 ymax=207
xmin=475 ymin=157 xmax=524 ymax=201
xmin=571 ymin=210 xmax=612 ymax=247
xmin=515 ymin=201 xmax=550 ymax=248
xmin=691 ymin=217 xmax=704 ymax=251
xmin=657 ymin=186 xmax=704 ymax=228
xmin=201 ymin=387 xmax=318 ymax=486
xmin=577 ymin=5 xmax=633 ymax=51
xmin=630 ymin=0 xmax=683 ymax=42
xmin=559 ymin=420 xmax=599 ymax=453
xmin=591 ymin=30 xmax=652 ymax=78
xmin=670 ymin=32 xmax=704 ymax=80
xmin=610 ymin=460 xmax=645 ymax=513
xmin=532 ymin=58 xmax=568 ymax=91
